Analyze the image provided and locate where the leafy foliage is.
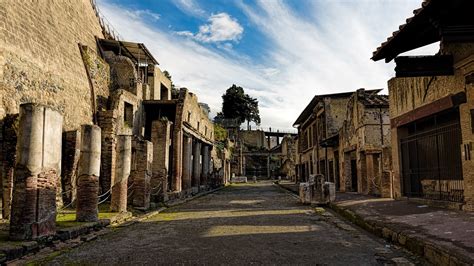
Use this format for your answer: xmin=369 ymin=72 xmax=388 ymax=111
xmin=218 ymin=84 xmax=261 ymax=128
xmin=214 ymin=124 xmax=228 ymax=142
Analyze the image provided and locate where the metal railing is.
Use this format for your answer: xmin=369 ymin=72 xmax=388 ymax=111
xmin=90 ymin=0 xmax=122 ymax=41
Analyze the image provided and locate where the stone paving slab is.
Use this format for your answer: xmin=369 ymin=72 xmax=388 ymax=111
xmin=35 ymin=181 xmax=420 ymax=265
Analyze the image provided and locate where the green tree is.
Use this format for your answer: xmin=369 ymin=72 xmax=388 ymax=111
xmin=219 ymin=84 xmax=261 ymax=129
xmin=214 ymin=124 xmax=228 ymax=142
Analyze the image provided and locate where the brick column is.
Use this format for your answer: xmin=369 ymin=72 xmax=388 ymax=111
xmin=97 ymin=110 xmax=117 ymax=195
xmin=76 ymin=125 xmax=101 ymax=222
xmin=151 ymin=120 xmax=171 ymax=198
xmin=366 ymin=153 xmax=375 ymax=195
xmin=61 ymin=130 xmax=81 ymax=206
xmin=1 ymin=114 xmax=18 ymax=219
xmin=10 ymin=104 xmax=63 ymax=240
xmin=172 ymin=130 xmax=183 ymax=192
xmin=110 ymin=135 xmax=131 ymax=213
xmin=182 ymin=135 xmax=192 ymax=190
xmin=201 ymin=144 xmax=210 ymax=186
xmin=192 ymin=140 xmax=201 ymax=188
xmin=131 ymin=139 xmax=153 ymax=210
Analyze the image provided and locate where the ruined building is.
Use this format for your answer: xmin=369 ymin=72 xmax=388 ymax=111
xmin=279 ymin=135 xmax=298 ymax=181
xmin=372 ymin=0 xmax=474 ymax=210
xmin=293 ymin=92 xmax=353 ymax=184
xmin=0 ymin=0 xmax=226 ymax=240
xmin=293 ymin=89 xmax=390 ymax=196
xmin=228 ymin=128 xmax=296 ymax=179
xmin=338 ymin=89 xmax=391 ymax=197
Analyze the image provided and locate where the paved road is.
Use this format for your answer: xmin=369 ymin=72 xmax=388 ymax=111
xmin=37 ymin=182 xmax=418 ymax=265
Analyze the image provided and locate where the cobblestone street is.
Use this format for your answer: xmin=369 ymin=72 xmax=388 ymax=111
xmin=35 ymin=181 xmax=418 ymax=265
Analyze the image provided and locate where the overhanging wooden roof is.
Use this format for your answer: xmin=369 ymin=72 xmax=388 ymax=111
xmin=372 ymin=0 xmax=474 ymax=62
xmin=98 ymin=38 xmax=159 ymax=65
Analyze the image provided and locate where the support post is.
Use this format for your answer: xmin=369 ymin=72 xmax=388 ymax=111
xmin=192 ymin=140 xmax=201 ymax=187
xmin=182 ymin=135 xmax=192 ymax=190
xmin=151 ymin=120 xmax=171 ymax=197
xmin=9 ymin=104 xmax=63 ymax=240
xmin=201 ymin=144 xmax=210 ymax=186
xmin=110 ymin=135 xmax=131 ymax=212
xmin=131 ymin=139 xmax=153 ymax=210
xmin=76 ymin=125 xmax=101 ymax=222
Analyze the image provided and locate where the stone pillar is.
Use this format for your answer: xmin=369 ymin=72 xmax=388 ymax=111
xmin=267 ymin=155 xmax=271 ymax=178
xmin=172 ymin=130 xmax=183 ymax=192
xmin=10 ymin=104 xmax=63 ymax=240
xmin=110 ymin=135 xmax=131 ymax=213
xmin=76 ymin=125 xmax=101 ymax=222
xmin=97 ymin=110 xmax=117 ymax=195
xmin=192 ymin=140 xmax=201 ymax=187
xmin=61 ymin=130 xmax=81 ymax=206
xmin=1 ymin=114 xmax=18 ymax=219
xmin=131 ymin=139 xmax=153 ymax=210
xmin=201 ymin=144 xmax=210 ymax=186
xmin=151 ymin=120 xmax=172 ymax=197
xmin=366 ymin=153 xmax=375 ymax=195
xmin=182 ymin=135 xmax=192 ymax=190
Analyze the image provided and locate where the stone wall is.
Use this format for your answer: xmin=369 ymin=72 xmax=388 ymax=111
xmin=389 ymin=42 xmax=474 ymax=209
xmin=0 ymin=0 xmax=106 ymax=130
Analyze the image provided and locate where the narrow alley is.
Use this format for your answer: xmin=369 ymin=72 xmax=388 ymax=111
xmin=36 ymin=182 xmax=418 ymax=265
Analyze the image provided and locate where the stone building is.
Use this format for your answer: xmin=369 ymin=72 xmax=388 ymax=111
xmin=372 ymin=0 xmax=474 ymax=210
xmin=143 ymin=88 xmax=216 ymax=199
xmin=0 ymin=0 xmax=226 ymax=239
xmin=338 ymin=89 xmax=391 ymax=197
xmin=293 ymin=92 xmax=354 ymax=184
xmin=279 ymin=135 xmax=298 ymax=181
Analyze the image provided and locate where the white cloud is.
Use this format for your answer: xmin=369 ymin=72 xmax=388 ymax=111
xmin=172 ymin=0 xmax=206 ymax=18
xmin=125 ymin=9 xmax=160 ymax=21
xmin=195 ymin=13 xmax=244 ymax=43
xmin=177 ymin=13 xmax=244 ymax=44
xmin=97 ymin=0 xmax=438 ymax=131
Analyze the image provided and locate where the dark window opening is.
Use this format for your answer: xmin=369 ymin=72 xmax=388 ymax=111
xmin=124 ymin=102 xmax=133 ymax=127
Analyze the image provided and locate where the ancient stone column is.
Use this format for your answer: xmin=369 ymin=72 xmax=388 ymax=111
xmin=132 ymin=139 xmax=153 ymax=210
xmin=201 ymin=145 xmax=210 ymax=186
xmin=61 ymin=130 xmax=81 ymax=206
xmin=76 ymin=125 xmax=101 ymax=222
xmin=110 ymin=135 xmax=131 ymax=213
xmin=151 ymin=120 xmax=172 ymax=198
xmin=192 ymin=140 xmax=201 ymax=188
xmin=10 ymin=104 xmax=63 ymax=240
xmin=172 ymin=129 xmax=183 ymax=192
xmin=1 ymin=114 xmax=18 ymax=219
xmin=182 ymin=135 xmax=193 ymax=191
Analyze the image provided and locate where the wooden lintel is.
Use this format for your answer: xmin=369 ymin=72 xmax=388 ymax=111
xmin=391 ymin=92 xmax=466 ymax=128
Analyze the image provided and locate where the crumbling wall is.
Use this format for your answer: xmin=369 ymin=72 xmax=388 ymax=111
xmin=180 ymin=90 xmax=214 ymax=142
xmin=0 ymin=0 xmax=106 ymax=130
xmin=240 ymin=130 xmax=265 ymax=149
xmin=324 ymin=97 xmax=349 ymax=138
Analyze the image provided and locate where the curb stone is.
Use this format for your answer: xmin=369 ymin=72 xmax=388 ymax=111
xmin=274 ymin=182 xmax=472 ymax=266
xmin=329 ymin=202 xmax=473 ymax=266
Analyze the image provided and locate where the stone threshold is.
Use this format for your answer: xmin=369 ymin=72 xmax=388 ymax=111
xmin=1 ymin=185 xmax=226 ymax=264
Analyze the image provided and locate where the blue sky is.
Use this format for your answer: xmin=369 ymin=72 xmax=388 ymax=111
xmin=97 ymin=0 xmax=438 ymax=131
